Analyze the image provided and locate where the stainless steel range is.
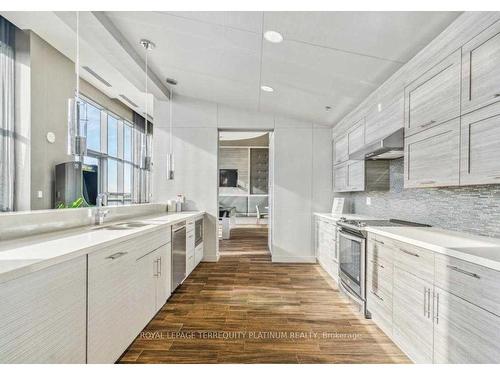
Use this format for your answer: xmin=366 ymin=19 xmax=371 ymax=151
xmin=336 ymin=218 xmax=430 ymax=317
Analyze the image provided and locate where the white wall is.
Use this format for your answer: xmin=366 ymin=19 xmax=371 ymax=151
xmin=152 ymin=95 xmax=332 ymax=263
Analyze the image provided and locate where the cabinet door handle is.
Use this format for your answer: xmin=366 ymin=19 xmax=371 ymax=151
xmin=494 ymin=94 xmax=500 ymax=97
xmin=423 ymin=287 xmax=427 ymax=317
xmin=106 ymin=251 xmax=128 ymax=260
xmin=373 ymin=239 xmax=385 ymax=245
xmin=427 ymin=288 xmax=431 ymax=318
xmin=435 ymin=292 xmax=440 ymax=324
xmin=420 ymin=180 xmax=436 ymax=185
xmin=399 ymin=248 xmax=420 ymax=257
xmin=157 ymin=257 xmax=162 ymax=276
xmin=420 ymin=120 xmax=436 ymax=128
xmin=447 ymin=265 xmax=480 ymax=279
xmin=370 ymin=290 xmax=384 ymax=301
xmin=370 ymin=259 xmax=384 ymax=269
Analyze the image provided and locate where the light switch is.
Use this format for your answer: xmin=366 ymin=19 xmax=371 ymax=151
xmin=366 ymin=197 xmax=371 ymax=205
xmin=37 ymin=190 xmax=43 ymax=199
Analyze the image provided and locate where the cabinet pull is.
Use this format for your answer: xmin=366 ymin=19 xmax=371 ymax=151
xmin=373 ymin=239 xmax=385 ymax=245
xmin=494 ymin=94 xmax=500 ymax=97
xmin=423 ymin=287 xmax=426 ymax=317
xmin=447 ymin=265 xmax=480 ymax=279
xmin=420 ymin=120 xmax=436 ymax=128
xmin=427 ymin=288 xmax=431 ymax=318
xmin=106 ymin=251 xmax=128 ymax=260
xmin=399 ymin=248 xmax=420 ymax=257
xmin=157 ymin=257 xmax=162 ymax=276
xmin=370 ymin=259 xmax=384 ymax=269
xmin=420 ymin=180 xmax=436 ymax=185
xmin=436 ymin=292 xmax=440 ymax=324
xmin=370 ymin=290 xmax=384 ymax=301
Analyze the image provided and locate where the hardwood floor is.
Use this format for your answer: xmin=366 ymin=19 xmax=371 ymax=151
xmin=119 ymin=227 xmax=410 ymax=364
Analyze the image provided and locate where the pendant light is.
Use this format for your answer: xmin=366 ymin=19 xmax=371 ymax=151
xmin=68 ymin=11 xmax=86 ymax=159
xmin=166 ymin=79 xmax=177 ymax=180
xmin=140 ymin=39 xmax=155 ymax=171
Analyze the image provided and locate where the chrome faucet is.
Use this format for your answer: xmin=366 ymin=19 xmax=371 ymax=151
xmin=95 ymin=193 xmax=109 ymax=225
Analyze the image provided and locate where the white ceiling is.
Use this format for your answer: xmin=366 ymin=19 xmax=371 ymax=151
xmin=2 ymin=11 xmax=461 ymax=126
xmin=105 ymin=11 xmax=461 ymax=125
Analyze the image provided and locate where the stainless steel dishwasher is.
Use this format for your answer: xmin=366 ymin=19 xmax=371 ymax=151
xmin=171 ymin=222 xmax=187 ymax=292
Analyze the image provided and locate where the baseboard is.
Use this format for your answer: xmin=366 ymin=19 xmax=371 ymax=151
xmin=271 ymin=254 xmax=316 ymax=263
xmin=202 ymin=253 xmax=220 ymax=262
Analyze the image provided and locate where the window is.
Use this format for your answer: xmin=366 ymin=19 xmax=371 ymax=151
xmin=0 ymin=16 xmax=15 ymax=212
xmin=77 ymin=95 xmax=151 ymax=206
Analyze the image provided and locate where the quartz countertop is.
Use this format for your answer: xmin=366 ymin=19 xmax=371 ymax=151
xmin=365 ymin=226 xmax=500 ymax=271
xmin=314 ymin=211 xmax=500 ymax=271
xmin=313 ymin=212 xmax=383 ymax=222
xmin=0 ymin=211 xmax=204 ymax=283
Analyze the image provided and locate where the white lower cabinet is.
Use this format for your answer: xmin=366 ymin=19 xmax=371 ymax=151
xmin=195 ymin=243 xmax=204 ymax=266
xmin=392 ymin=266 xmax=434 ymax=363
xmin=0 ymin=256 xmax=87 ymax=363
xmin=87 ymin=229 xmax=171 ymax=363
xmin=433 ymin=286 xmax=500 ymax=364
xmin=367 ymin=233 xmax=500 ymax=364
xmin=314 ymin=216 xmax=338 ymax=282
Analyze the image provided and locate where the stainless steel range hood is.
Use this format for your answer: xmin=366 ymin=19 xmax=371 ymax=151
xmin=349 ymin=128 xmax=404 ymax=160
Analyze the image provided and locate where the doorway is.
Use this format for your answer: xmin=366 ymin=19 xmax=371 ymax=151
xmin=217 ymin=130 xmax=273 ymax=257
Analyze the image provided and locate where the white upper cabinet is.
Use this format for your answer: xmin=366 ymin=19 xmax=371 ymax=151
xmin=462 ymin=20 xmax=500 ymax=114
xmin=333 ymin=134 xmax=349 ymax=165
xmin=347 ymin=119 xmax=365 ymax=155
xmin=404 ymin=49 xmax=461 ymax=137
xmin=460 ymin=101 xmax=500 ymax=185
xmin=365 ymin=93 xmax=404 ymax=145
xmin=404 ymin=118 xmax=461 ymax=188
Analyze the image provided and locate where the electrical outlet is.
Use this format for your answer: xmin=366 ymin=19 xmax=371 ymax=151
xmin=37 ymin=190 xmax=43 ymax=199
xmin=366 ymin=197 xmax=371 ymax=206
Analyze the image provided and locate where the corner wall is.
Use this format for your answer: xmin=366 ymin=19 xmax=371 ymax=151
xmin=152 ymin=95 xmax=333 ymax=263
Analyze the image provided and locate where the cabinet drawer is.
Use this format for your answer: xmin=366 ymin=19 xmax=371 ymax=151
xmin=435 ymin=253 xmax=500 ymax=317
xmin=462 ymin=19 xmax=500 ymax=114
xmin=460 ymin=101 xmax=500 ymax=185
xmin=90 ymin=228 xmax=170 ymax=264
xmin=367 ymin=234 xmax=394 ymax=268
xmin=187 ymin=220 xmax=195 ymax=233
xmin=389 ymin=238 xmax=434 ymax=282
xmin=404 ymin=118 xmax=460 ymax=188
xmin=187 ymin=231 xmax=195 ymax=257
xmin=318 ymin=218 xmax=336 ymax=236
xmin=404 ymin=49 xmax=461 ymax=137
xmin=195 ymin=244 xmax=204 ymax=265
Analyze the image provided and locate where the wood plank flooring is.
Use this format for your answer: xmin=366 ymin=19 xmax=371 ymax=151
xmin=119 ymin=227 xmax=410 ymax=364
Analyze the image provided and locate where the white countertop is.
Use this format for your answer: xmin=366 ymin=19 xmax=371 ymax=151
xmin=313 ymin=212 xmax=383 ymax=222
xmin=366 ymin=226 xmax=500 ymax=271
xmin=0 ymin=211 xmax=204 ymax=284
xmin=314 ymin=211 xmax=500 ymax=271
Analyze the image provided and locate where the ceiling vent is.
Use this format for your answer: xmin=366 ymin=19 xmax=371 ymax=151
xmin=118 ymin=94 xmax=139 ymax=108
xmin=82 ymin=66 xmax=112 ymax=87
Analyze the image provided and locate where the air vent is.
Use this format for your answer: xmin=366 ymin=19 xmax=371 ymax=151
xmin=118 ymin=94 xmax=138 ymax=108
xmin=82 ymin=66 xmax=112 ymax=87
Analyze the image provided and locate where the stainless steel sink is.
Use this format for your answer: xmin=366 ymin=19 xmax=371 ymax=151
xmin=92 ymin=222 xmax=149 ymax=230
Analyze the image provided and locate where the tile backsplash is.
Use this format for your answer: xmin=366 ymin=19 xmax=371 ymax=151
xmin=343 ymin=158 xmax=500 ymax=238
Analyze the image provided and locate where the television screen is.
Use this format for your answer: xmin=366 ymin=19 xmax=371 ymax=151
xmin=220 ymin=169 xmax=238 ymax=187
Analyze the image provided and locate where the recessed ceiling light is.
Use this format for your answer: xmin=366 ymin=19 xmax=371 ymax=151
xmin=325 ymin=105 xmax=332 ymax=112
xmin=264 ymin=30 xmax=283 ymax=43
xmin=261 ymin=85 xmax=274 ymax=93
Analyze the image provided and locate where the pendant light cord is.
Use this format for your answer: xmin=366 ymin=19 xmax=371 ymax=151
xmin=76 ymin=11 xmax=79 ymax=103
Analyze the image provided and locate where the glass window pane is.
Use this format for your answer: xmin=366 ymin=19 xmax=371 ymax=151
xmin=250 ymin=148 xmax=269 ymax=194
xmin=107 ymin=159 xmax=118 ymax=193
xmin=124 ymin=163 xmax=132 ymax=194
xmin=83 ymin=156 xmax=99 ymax=166
xmin=108 ymin=116 xmax=118 ymax=157
xmin=86 ymin=104 xmax=101 ymax=151
xmin=124 ymin=124 xmax=133 ymax=162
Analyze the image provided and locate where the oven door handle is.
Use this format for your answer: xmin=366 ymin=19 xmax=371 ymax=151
xmin=338 ymin=229 xmax=365 ymax=243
